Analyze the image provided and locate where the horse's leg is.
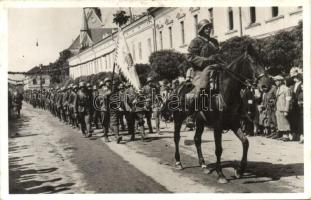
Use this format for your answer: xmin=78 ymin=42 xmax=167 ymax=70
xmin=173 ymin=112 xmax=183 ymax=170
xmin=214 ymin=129 xmax=228 ymax=183
xmin=194 ymin=120 xmax=211 ymax=173
xmin=233 ymin=127 xmax=249 ymax=178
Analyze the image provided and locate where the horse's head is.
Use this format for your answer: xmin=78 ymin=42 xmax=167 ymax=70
xmin=229 ymin=44 xmax=271 ymax=90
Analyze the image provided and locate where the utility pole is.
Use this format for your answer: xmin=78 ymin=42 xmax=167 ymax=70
xmin=239 ymin=7 xmax=243 ymax=37
xmin=128 ymin=7 xmax=133 ymax=22
xmin=40 ymin=64 xmax=43 ymax=92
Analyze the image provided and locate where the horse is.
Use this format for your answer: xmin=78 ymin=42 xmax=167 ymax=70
xmin=169 ymin=48 xmax=271 ymax=184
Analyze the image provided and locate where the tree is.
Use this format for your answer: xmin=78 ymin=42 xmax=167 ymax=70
xmin=135 ymin=63 xmax=152 ymax=85
xmin=113 ymin=10 xmax=130 ymax=27
xmin=149 ymin=50 xmax=186 ymax=81
xmin=219 ymin=36 xmax=259 ymax=64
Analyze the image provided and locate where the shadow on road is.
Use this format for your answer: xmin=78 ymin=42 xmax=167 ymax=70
xmin=8 ymin=114 xmax=32 ymax=138
xmin=9 ymin=150 xmax=75 ymax=194
xmin=207 ymin=160 xmax=303 ymax=183
xmin=9 ymin=112 xmax=76 ymax=194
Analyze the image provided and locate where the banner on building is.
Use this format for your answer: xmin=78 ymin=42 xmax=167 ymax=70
xmin=114 ymin=30 xmax=141 ymax=91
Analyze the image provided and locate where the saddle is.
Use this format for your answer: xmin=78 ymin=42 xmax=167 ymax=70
xmin=182 ymin=68 xmax=225 ymax=113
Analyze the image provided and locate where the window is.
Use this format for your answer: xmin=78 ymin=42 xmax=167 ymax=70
xmin=33 ymin=78 xmax=37 ymax=85
xmin=228 ymin=7 xmax=234 ymax=30
xmin=147 ymin=38 xmax=152 ymax=53
xmin=159 ymin=31 xmax=163 ymax=50
xmin=272 ymin=7 xmax=279 ymax=17
xmin=250 ymin=7 xmax=256 ymax=24
xmin=180 ymin=21 xmax=185 ymax=45
xmin=41 ymin=78 xmax=45 ymax=85
xmin=194 ymin=14 xmax=198 ymax=36
xmin=138 ymin=42 xmax=142 ymax=60
xmin=169 ymin=26 xmax=173 ymax=48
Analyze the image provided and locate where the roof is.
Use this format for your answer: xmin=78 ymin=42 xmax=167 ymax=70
xmin=27 ymin=65 xmax=50 ymax=75
xmin=69 ymin=35 xmax=80 ymax=50
xmin=89 ymin=28 xmax=116 ymax=43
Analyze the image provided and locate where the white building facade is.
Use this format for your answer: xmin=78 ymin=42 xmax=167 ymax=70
xmin=69 ymin=7 xmax=302 ymax=79
xmin=24 ymin=74 xmax=51 ymax=90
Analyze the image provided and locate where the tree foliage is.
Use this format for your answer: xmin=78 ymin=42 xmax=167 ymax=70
xmin=135 ymin=63 xmax=152 ymax=85
xmin=219 ymin=21 xmax=302 ymax=75
xmin=113 ymin=10 xmax=130 ymax=27
xmin=149 ymin=50 xmax=186 ymax=81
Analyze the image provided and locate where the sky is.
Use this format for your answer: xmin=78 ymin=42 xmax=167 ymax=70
xmin=8 ymin=8 xmax=82 ymax=73
xmin=8 ymin=7 xmax=147 ymax=75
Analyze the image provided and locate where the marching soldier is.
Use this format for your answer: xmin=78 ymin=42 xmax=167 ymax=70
xmin=69 ymin=84 xmax=79 ymax=129
xmin=109 ymin=81 xmax=122 ymax=143
xmin=92 ymin=84 xmax=101 ymax=129
xmin=61 ymin=86 xmax=70 ymax=124
xmin=12 ymin=89 xmax=23 ymax=118
xmin=75 ymin=81 xmax=93 ymax=138
xmin=142 ymin=77 xmax=162 ymax=135
xmin=56 ymin=87 xmax=62 ymax=121
xmin=118 ymin=83 xmax=126 ymax=131
xmin=98 ymin=78 xmax=112 ymax=142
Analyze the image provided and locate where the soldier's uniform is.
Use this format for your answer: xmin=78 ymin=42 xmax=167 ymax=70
xmin=75 ymin=82 xmax=93 ymax=137
xmin=142 ymin=77 xmax=162 ymax=134
xmin=98 ymin=79 xmax=112 ymax=141
xmin=122 ymin=85 xmax=146 ymax=141
xmin=12 ymin=90 xmax=23 ymax=117
xmin=92 ymin=85 xmax=101 ymax=129
xmin=56 ymin=88 xmax=63 ymax=121
xmin=68 ymin=85 xmax=75 ymax=127
xmin=61 ymin=87 xmax=70 ymax=123
xmin=118 ymin=83 xmax=126 ymax=131
xmin=186 ymin=19 xmax=221 ymax=101
xmin=109 ymin=84 xmax=122 ymax=143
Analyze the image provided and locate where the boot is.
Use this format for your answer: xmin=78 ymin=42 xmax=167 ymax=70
xmin=271 ymin=131 xmax=282 ymax=139
xmin=139 ymin=126 xmax=146 ymax=141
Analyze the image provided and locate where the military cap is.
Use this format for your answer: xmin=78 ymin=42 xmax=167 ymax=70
xmin=272 ymin=75 xmax=284 ymax=81
xmin=104 ymin=77 xmax=112 ymax=83
xmin=146 ymin=77 xmax=154 ymax=83
xmin=73 ymin=84 xmax=78 ymax=89
xmin=99 ymin=80 xmax=105 ymax=87
xmin=79 ymin=81 xmax=86 ymax=88
xmin=118 ymin=83 xmax=124 ymax=89
xmin=172 ymin=79 xmax=179 ymax=84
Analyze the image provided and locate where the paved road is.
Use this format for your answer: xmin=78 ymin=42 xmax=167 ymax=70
xmin=9 ymin=103 xmax=168 ymax=193
xmin=8 ymin=102 xmax=303 ymax=193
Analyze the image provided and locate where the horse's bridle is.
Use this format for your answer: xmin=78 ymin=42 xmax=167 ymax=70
xmin=219 ymin=53 xmax=264 ymax=89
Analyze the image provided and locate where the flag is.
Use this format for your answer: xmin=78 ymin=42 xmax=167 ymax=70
xmin=114 ymin=30 xmax=141 ymax=91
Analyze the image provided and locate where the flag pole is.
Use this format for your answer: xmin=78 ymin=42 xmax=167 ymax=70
xmin=111 ymin=62 xmax=116 ymax=93
xmin=111 ymin=26 xmax=119 ymax=93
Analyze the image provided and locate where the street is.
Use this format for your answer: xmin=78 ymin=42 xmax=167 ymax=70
xmin=9 ymin=102 xmax=304 ymax=193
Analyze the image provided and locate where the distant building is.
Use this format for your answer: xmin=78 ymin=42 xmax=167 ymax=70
xmin=69 ymin=6 xmax=303 ymax=79
xmin=24 ymin=66 xmax=51 ymax=91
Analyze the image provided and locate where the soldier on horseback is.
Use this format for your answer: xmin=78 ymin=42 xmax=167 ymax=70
xmin=185 ymin=19 xmax=223 ymax=112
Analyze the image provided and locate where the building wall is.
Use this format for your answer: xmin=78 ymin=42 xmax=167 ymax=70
xmin=24 ymin=74 xmax=51 ymax=90
xmin=69 ymin=15 xmax=153 ymax=79
xmin=69 ymin=7 xmax=302 ymax=79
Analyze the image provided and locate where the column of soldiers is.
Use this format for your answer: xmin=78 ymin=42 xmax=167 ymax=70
xmin=24 ymin=76 xmax=171 ymax=144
